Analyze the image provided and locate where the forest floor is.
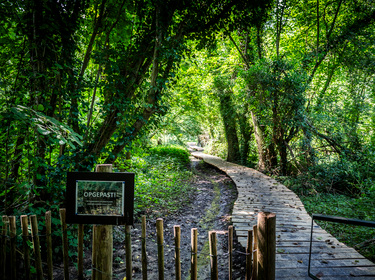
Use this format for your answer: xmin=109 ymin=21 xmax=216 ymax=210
xmin=64 ymin=158 xmax=247 ymax=280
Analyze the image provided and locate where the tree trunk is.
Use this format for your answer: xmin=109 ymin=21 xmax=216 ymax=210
xmin=218 ymin=94 xmax=240 ymax=163
xmin=251 ymin=111 xmax=267 ymax=170
xmin=277 ymin=137 xmax=288 ymax=175
xmin=237 ymin=110 xmax=252 ymax=165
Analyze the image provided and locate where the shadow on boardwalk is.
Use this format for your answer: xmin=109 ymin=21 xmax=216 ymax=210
xmin=191 ymin=150 xmax=375 ymax=280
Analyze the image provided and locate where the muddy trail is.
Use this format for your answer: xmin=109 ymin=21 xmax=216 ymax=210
xmin=73 ymin=158 xmax=247 ymax=280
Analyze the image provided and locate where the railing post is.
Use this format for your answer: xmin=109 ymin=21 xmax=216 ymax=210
xmin=257 ymin=212 xmax=276 ymax=280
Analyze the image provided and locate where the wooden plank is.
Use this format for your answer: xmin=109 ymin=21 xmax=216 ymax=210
xmin=276 ymin=258 xmax=375 ymax=269
xmin=275 ymin=267 xmax=375 ymax=277
xmin=276 ymin=252 xmax=367 ymax=260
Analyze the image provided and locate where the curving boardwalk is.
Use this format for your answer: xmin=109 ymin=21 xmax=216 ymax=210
xmin=191 ymin=149 xmax=375 ymax=280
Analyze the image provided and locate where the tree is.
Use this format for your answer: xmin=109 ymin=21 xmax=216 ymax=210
xmin=0 ymin=0 xmax=272 ymax=212
xmin=214 ymin=75 xmax=241 ymax=163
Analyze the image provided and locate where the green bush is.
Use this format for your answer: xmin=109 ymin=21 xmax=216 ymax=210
xmin=281 ymin=152 xmax=375 ymax=197
xmin=149 ymin=145 xmax=190 ymax=165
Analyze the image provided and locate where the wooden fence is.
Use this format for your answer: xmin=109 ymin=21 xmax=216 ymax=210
xmin=0 ymin=210 xmax=275 ymax=280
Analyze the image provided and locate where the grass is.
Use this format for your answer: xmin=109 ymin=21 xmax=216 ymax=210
xmin=116 ymin=145 xmax=196 ymax=220
xmin=283 ymin=182 xmax=375 ymax=261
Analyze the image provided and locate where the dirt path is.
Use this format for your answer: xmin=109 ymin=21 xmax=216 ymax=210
xmin=191 ymin=150 xmax=375 ymax=280
xmin=107 ymin=158 xmax=247 ymax=280
xmin=53 ymin=158 xmax=246 ymax=280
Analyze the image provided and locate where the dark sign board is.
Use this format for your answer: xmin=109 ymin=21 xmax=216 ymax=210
xmin=66 ymin=172 xmax=134 ymax=225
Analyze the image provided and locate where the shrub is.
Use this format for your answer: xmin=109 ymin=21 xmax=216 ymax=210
xmin=149 ymin=145 xmax=190 ymax=165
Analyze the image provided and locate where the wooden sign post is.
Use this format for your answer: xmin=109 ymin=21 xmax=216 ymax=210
xmin=92 ymin=164 xmax=113 ymax=280
xmin=65 ymin=165 xmax=134 ymax=280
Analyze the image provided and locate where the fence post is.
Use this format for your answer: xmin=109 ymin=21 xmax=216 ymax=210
xmin=252 ymin=225 xmax=258 ymax=280
xmin=209 ymin=231 xmax=218 ymax=280
xmin=0 ymin=216 xmax=8 ymax=280
xmin=191 ymin=228 xmax=198 ymax=280
xmin=92 ymin=164 xmax=113 ymax=280
xmin=245 ymin=230 xmax=252 ymax=280
xmin=30 ymin=215 xmax=44 ymax=280
xmin=60 ymin=209 xmax=70 ymax=280
xmin=21 ymin=215 xmax=31 ymax=280
xmin=9 ymin=216 xmax=16 ymax=280
xmin=78 ymin=224 xmax=84 ymax=280
xmin=174 ymin=225 xmax=181 ymax=280
xmin=228 ymin=226 xmax=233 ymax=280
xmin=45 ymin=211 xmax=54 ymax=280
xmin=141 ymin=216 xmax=147 ymax=280
xmin=125 ymin=224 xmax=132 ymax=280
xmin=257 ymin=212 xmax=276 ymax=280
xmin=156 ymin=218 xmax=164 ymax=280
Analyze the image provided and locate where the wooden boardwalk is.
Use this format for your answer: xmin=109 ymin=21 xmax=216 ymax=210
xmin=191 ymin=150 xmax=375 ymax=280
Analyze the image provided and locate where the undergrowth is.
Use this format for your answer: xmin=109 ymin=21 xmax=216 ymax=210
xmin=281 ymin=156 xmax=375 ymax=262
xmin=301 ymin=194 xmax=375 ymax=261
xmin=0 ymin=144 xmax=195 ymax=268
xmin=116 ymin=145 xmax=195 ymax=220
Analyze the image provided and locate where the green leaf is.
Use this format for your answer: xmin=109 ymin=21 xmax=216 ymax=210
xmin=37 ymin=104 xmax=44 ymax=111
xmin=37 ymin=126 xmax=51 ymax=135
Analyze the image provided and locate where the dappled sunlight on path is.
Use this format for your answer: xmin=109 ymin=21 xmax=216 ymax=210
xmin=190 ymin=148 xmax=375 ymax=280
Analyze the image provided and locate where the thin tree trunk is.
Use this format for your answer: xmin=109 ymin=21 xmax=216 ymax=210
xmin=275 ymin=0 xmax=285 ymax=59
xmin=219 ymin=94 xmax=240 ymax=163
xmin=237 ymin=110 xmax=252 ymax=165
xmin=251 ymin=111 xmax=267 ymax=170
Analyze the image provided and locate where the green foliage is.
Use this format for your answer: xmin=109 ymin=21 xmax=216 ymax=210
xmin=116 ymin=147 xmax=194 ymax=219
xmin=1 ymin=0 xmax=375 ymax=266
xmin=149 ymin=145 xmax=190 ymax=165
xmin=281 ymin=148 xmax=375 ymax=196
xmin=281 ymin=149 xmax=375 ymax=261
xmin=4 ymin=105 xmax=83 ymax=149
xmin=1 ymin=0 xmax=271 ymax=214
xmin=301 ymin=193 xmax=375 ymax=262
